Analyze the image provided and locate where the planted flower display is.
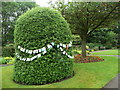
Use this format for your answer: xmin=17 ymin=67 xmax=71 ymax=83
xmin=0 ymin=57 xmax=15 ymax=64
xmin=74 ymin=54 xmax=104 ymax=63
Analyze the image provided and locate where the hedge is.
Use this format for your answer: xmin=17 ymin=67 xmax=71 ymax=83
xmin=2 ymin=46 xmax=15 ymax=57
xmin=13 ymin=7 xmax=73 ymax=85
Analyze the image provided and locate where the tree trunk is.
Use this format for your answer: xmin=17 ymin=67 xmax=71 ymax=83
xmin=81 ymin=36 xmax=87 ymax=58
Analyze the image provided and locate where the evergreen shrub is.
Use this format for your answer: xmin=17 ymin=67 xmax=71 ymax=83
xmin=13 ymin=7 xmax=73 ymax=85
xmin=2 ymin=46 xmax=15 ymax=57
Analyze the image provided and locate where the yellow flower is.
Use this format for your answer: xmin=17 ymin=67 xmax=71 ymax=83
xmin=91 ymin=49 xmax=94 ymax=52
xmin=4 ymin=57 xmax=13 ymax=60
xmin=86 ymin=45 xmax=89 ymax=49
xmin=86 ymin=51 xmax=89 ymax=53
xmin=7 ymin=58 xmax=15 ymax=64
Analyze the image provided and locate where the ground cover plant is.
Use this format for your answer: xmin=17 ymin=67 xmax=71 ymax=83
xmin=2 ymin=56 xmax=118 ymax=88
xmin=14 ymin=7 xmax=73 ymax=85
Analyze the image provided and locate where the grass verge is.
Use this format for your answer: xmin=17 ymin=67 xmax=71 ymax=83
xmin=90 ymin=49 xmax=119 ymax=55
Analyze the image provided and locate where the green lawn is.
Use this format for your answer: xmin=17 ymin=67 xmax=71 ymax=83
xmin=90 ymin=49 xmax=119 ymax=55
xmin=2 ymin=56 xmax=118 ymax=88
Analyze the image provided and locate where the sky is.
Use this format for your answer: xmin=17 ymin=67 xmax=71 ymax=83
xmin=34 ymin=0 xmax=119 ymax=6
xmin=35 ymin=0 xmax=57 ymax=7
xmin=34 ymin=0 xmax=71 ymax=7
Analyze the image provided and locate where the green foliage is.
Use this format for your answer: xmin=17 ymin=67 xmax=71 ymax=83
xmin=72 ymin=35 xmax=81 ymax=45
xmin=2 ymin=2 xmax=36 ymax=46
xmin=0 ymin=57 xmax=6 ymax=64
xmin=6 ymin=57 xmax=15 ymax=64
xmin=88 ymin=29 xmax=107 ymax=44
xmin=0 ymin=57 xmax=14 ymax=64
xmin=105 ymin=31 xmax=117 ymax=46
xmin=49 ymin=1 xmax=119 ymax=57
xmin=87 ymin=43 xmax=96 ymax=49
xmin=87 ymin=43 xmax=105 ymax=50
xmin=104 ymin=45 xmax=112 ymax=49
xmin=5 ymin=43 xmax=14 ymax=47
xmin=2 ymin=46 xmax=15 ymax=57
xmin=14 ymin=7 xmax=73 ymax=85
xmin=88 ymin=29 xmax=118 ymax=48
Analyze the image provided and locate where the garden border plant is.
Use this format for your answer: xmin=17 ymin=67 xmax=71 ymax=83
xmin=74 ymin=54 xmax=104 ymax=63
xmin=13 ymin=7 xmax=73 ymax=85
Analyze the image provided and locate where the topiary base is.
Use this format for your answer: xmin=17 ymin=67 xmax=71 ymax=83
xmin=13 ymin=54 xmax=73 ymax=85
xmin=13 ymin=71 xmax=74 ymax=85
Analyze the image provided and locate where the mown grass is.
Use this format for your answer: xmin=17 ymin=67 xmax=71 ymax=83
xmin=90 ymin=49 xmax=119 ymax=55
xmin=2 ymin=56 xmax=118 ymax=88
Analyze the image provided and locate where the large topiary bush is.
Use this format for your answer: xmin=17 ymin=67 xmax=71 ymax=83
xmin=13 ymin=7 xmax=73 ymax=85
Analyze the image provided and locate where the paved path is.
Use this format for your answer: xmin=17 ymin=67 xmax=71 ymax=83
xmin=101 ymin=74 xmax=120 ymax=89
xmin=0 ymin=64 xmax=13 ymax=67
xmin=101 ymin=54 xmax=119 ymax=89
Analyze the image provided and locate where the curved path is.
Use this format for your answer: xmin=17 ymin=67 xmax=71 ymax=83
xmin=101 ymin=74 xmax=120 ymax=89
xmin=0 ymin=64 xmax=13 ymax=67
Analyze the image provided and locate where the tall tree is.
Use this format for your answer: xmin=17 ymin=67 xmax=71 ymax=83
xmin=1 ymin=2 xmax=36 ymax=46
xmin=49 ymin=1 xmax=119 ymax=57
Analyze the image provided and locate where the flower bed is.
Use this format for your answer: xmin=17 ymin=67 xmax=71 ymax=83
xmin=0 ymin=57 xmax=15 ymax=64
xmin=74 ymin=54 xmax=104 ymax=63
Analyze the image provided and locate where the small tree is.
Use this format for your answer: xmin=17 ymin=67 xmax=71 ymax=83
xmin=49 ymin=1 xmax=119 ymax=57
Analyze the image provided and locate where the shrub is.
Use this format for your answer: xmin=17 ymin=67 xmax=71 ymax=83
xmin=87 ymin=43 xmax=95 ymax=49
xmin=0 ymin=47 xmax=1 ymax=56
xmin=72 ymin=35 xmax=81 ymax=45
xmin=7 ymin=57 xmax=15 ymax=64
xmin=0 ymin=57 xmax=14 ymax=64
xmin=73 ymin=41 xmax=81 ymax=45
xmin=13 ymin=7 xmax=73 ymax=85
xmin=73 ymin=50 xmax=81 ymax=54
xmin=87 ymin=43 xmax=104 ymax=50
xmin=0 ymin=57 xmax=6 ymax=64
xmin=116 ymin=45 xmax=120 ymax=48
xmin=104 ymin=45 xmax=112 ymax=49
xmin=2 ymin=46 xmax=15 ymax=57
xmin=5 ymin=43 xmax=14 ymax=47
xmin=72 ymin=45 xmax=81 ymax=50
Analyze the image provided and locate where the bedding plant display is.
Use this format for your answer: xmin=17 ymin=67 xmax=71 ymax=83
xmin=0 ymin=57 xmax=15 ymax=64
xmin=13 ymin=7 xmax=73 ymax=85
xmin=74 ymin=54 xmax=104 ymax=63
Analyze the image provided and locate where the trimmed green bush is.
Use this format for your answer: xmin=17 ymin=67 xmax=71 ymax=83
xmin=13 ymin=7 xmax=73 ymax=85
xmin=0 ymin=57 xmax=6 ymax=64
xmin=2 ymin=46 xmax=15 ymax=57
